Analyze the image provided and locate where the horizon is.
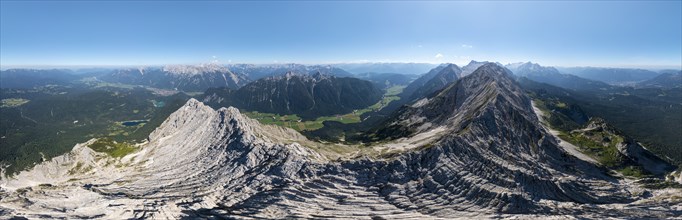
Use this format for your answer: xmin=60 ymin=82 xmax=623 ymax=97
xmin=1 ymin=61 xmax=680 ymax=72
xmin=1 ymin=1 xmax=681 ymax=69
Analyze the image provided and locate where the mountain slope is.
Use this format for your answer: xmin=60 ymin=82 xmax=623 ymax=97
xmin=1 ymin=64 xmax=680 ymax=219
xmin=407 ymin=64 xmax=462 ymax=101
xmin=203 ymin=72 xmax=383 ymax=119
xmin=0 ymin=99 xmax=324 ymax=218
xmin=637 ymin=71 xmax=682 ymax=88
xmin=519 ymin=77 xmax=682 ymax=164
xmin=372 ymin=63 xmax=535 ymax=141
xmin=400 ymin=63 xmax=461 ymax=101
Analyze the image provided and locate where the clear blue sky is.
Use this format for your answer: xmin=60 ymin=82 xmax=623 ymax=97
xmin=1 ymin=1 xmax=681 ymax=68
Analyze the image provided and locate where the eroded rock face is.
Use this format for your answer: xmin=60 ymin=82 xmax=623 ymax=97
xmin=1 ymin=64 xmax=680 ymax=219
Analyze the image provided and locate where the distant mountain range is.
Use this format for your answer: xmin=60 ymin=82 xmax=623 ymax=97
xmin=332 ymin=62 xmax=438 ymax=75
xmin=556 ymin=66 xmax=660 ymax=85
xmin=4 ymin=62 xmax=678 ymax=92
xmin=203 ymin=72 xmax=383 ymax=119
xmin=506 ymin=62 xmax=613 ymax=91
xmin=99 ymin=63 xmax=250 ymax=92
xmin=227 ymin=64 xmax=353 ymax=80
xmin=0 ymin=69 xmax=78 ymax=88
xmin=636 ymin=70 xmax=682 ymax=88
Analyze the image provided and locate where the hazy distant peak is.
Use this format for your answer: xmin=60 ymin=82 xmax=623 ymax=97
xmin=162 ymin=63 xmax=231 ymax=75
xmin=466 ymin=60 xmax=489 ymax=65
xmin=460 ymin=60 xmax=493 ymax=76
xmin=504 ymin=62 xmax=527 ymax=72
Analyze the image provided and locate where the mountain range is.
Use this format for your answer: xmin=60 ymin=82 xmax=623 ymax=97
xmin=202 ymin=72 xmax=383 ymax=119
xmin=1 ymin=63 xmax=679 ymax=219
xmin=98 ymin=63 xmax=250 ymax=92
xmin=227 ymin=64 xmax=353 ymax=80
xmin=506 ymin=62 xmax=614 ymax=91
xmin=556 ymin=66 xmax=661 ymax=85
xmin=332 ymin=62 xmax=438 ymax=75
xmin=636 ymin=70 xmax=682 ymax=88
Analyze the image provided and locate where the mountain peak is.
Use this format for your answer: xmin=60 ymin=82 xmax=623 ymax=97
xmin=469 ymin=62 xmax=511 ymax=78
xmin=184 ymin=97 xmax=203 ymax=107
xmin=401 ymin=63 xmax=463 ymax=101
xmin=373 ymin=62 xmax=526 ymax=139
xmin=442 ymin=63 xmax=461 ymax=71
xmin=507 ymin=62 xmax=562 ymax=77
xmin=466 ymin=60 xmax=486 ymax=65
xmin=460 ymin=60 xmax=493 ymax=76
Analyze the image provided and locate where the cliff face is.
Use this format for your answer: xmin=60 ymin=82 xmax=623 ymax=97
xmin=1 ymin=64 xmax=679 ymax=219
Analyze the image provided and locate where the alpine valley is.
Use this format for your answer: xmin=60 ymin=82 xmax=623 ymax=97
xmin=1 ymin=62 xmax=681 ymax=219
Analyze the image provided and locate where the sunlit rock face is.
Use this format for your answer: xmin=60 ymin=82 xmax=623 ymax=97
xmin=1 ymin=64 xmax=680 ymax=219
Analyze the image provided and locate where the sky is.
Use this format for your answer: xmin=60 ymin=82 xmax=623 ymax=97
xmin=1 ymin=1 xmax=681 ymax=68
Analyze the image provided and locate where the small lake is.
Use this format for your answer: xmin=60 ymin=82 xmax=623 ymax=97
xmin=121 ymin=120 xmax=149 ymax=126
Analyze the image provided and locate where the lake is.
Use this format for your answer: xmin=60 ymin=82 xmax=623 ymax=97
xmin=121 ymin=120 xmax=149 ymax=127
xmin=152 ymin=100 xmax=166 ymax=108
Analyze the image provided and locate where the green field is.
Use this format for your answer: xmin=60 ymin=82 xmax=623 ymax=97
xmin=1 ymin=98 xmax=30 ymax=108
xmin=244 ymin=85 xmax=405 ymax=131
xmin=88 ymin=138 xmax=138 ymax=158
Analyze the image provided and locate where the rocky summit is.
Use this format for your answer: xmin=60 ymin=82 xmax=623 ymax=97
xmin=1 ymin=64 xmax=680 ymax=219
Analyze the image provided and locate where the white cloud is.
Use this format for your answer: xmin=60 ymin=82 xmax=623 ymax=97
xmin=461 ymin=44 xmax=473 ymax=48
xmin=434 ymin=53 xmax=444 ymax=59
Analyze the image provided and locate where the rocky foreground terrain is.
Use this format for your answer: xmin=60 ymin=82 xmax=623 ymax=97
xmin=1 ymin=64 xmax=680 ymax=219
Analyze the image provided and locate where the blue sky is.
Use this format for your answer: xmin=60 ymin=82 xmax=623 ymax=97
xmin=1 ymin=1 xmax=681 ymax=68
